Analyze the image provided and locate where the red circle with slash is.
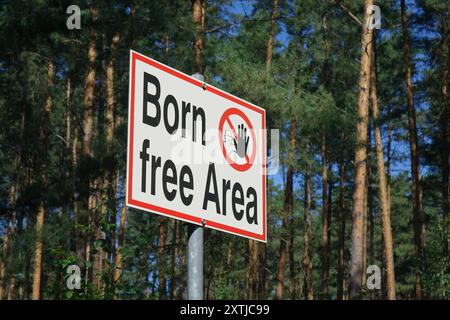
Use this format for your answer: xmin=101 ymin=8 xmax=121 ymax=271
xmin=218 ymin=107 xmax=257 ymax=172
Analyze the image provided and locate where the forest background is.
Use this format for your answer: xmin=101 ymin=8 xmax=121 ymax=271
xmin=0 ymin=0 xmax=448 ymax=300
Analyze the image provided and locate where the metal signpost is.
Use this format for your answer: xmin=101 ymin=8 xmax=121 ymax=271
xmin=188 ymin=73 xmax=205 ymax=300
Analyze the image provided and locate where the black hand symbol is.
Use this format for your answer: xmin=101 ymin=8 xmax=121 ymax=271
xmin=233 ymin=124 xmax=250 ymax=159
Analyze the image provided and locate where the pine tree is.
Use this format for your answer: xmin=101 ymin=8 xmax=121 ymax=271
xmin=401 ymin=0 xmax=426 ymax=299
xmin=370 ymin=41 xmax=396 ymax=300
xmin=349 ymin=0 xmax=374 ymax=299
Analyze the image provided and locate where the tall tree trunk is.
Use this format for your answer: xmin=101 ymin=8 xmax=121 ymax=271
xmin=368 ymin=160 xmax=375 ymax=298
xmin=179 ymin=243 xmax=187 ymax=299
xmin=258 ymin=239 xmax=267 ymax=300
xmin=246 ymin=0 xmax=280 ymax=294
xmin=370 ymin=42 xmax=396 ymax=300
xmin=258 ymin=0 xmax=279 ymax=300
xmin=437 ymin=5 xmax=449 ymax=298
xmin=386 ymin=117 xmax=392 ymax=208
xmin=158 ymin=217 xmax=168 ymax=299
xmin=439 ymin=4 xmax=449 ymax=261
xmin=66 ymin=76 xmax=72 ymax=201
xmin=320 ymin=12 xmax=332 ymax=300
xmin=248 ymin=239 xmax=258 ymax=299
xmin=109 ymin=174 xmax=119 ymax=267
xmin=97 ymin=31 xmax=121 ymax=294
xmin=366 ymin=121 xmax=375 ymax=298
xmin=0 ymin=226 xmax=9 ymax=299
xmin=337 ymin=136 xmax=346 ymax=300
xmin=362 ymin=124 xmax=371 ymax=292
xmin=73 ymin=127 xmax=83 ymax=265
xmin=321 ymin=133 xmax=330 ymax=299
xmin=400 ymin=0 xmax=426 ymax=299
xmin=23 ymin=244 xmax=31 ymax=299
xmin=192 ymin=0 xmax=205 ymax=74
xmin=113 ymin=180 xmax=128 ymax=298
xmin=288 ymin=57 xmax=303 ymax=299
xmin=276 ymin=225 xmax=287 ymax=299
xmin=2 ymin=105 xmax=26 ymax=299
xmin=81 ymin=5 xmax=98 ymax=292
xmin=170 ymin=220 xmax=179 ymax=299
xmin=266 ymin=0 xmax=279 ymax=73
xmin=368 ymin=164 xmax=374 ymax=272
xmin=65 ymin=76 xmax=77 ymax=285
xmin=349 ymin=0 xmax=374 ymax=300
xmin=82 ymin=6 xmax=98 ymax=159
xmin=32 ymin=60 xmax=54 ymax=300
xmin=2 ymin=150 xmax=21 ymax=299
xmin=303 ymin=167 xmax=313 ymax=300
xmin=328 ymin=163 xmax=333 ymax=283
xmin=276 ymin=119 xmax=296 ymax=300
xmin=288 ymin=224 xmax=295 ymax=299
xmin=7 ymin=277 xmax=15 ymax=300
xmin=24 ymin=169 xmax=34 ymax=299
xmin=244 ymin=258 xmax=250 ymax=300
xmin=106 ymin=32 xmax=120 ymax=144
xmin=258 ymin=239 xmax=269 ymax=299
xmin=2 ymin=100 xmax=25 ymax=299
xmin=65 ymin=75 xmax=75 ymax=230
xmin=73 ymin=127 xmax=79 ymax=214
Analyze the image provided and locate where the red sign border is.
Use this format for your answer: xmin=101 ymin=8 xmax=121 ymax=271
xmin=127 ymin=50 xmax=267 ymax=242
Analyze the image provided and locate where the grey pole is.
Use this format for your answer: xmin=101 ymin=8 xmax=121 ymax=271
xmin=187 ymin=224 xmax=203 ymax=300
xmin=187 ymin=73 xmax=205 ymax=300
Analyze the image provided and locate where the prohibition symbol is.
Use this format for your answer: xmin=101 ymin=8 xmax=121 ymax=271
xmin=219 ymin=107 xmax=257 ymax=172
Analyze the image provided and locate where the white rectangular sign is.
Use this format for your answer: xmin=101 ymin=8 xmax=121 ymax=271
xmin=126 ymin=50 xmax=266 ymax=242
